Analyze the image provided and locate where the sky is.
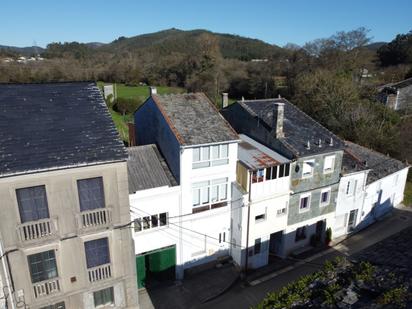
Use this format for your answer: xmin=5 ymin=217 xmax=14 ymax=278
xmin=1 ymin=0 xmax=411 ymax=48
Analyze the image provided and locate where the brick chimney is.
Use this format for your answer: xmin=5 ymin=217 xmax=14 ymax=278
xmin=274 ymin=103 xmax=285 ymax=138
xmin=222 ymin=93 xmax=229 ymax=109
xmin=149 ymin=86 xmax=157 ymax=96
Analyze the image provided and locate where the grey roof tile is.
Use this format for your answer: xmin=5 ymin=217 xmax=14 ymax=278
xmin=127 ymin=145 xmax=177 ymax=193
xmin=344 ymin=141 xmax=408 ymax=184
xmin=0 ymin=82 xmax=127 ymax=177
xmin=152 ymin=93 xmax=239 ymax=146
xmin=232 ymin=98 xmax=345 ymax=157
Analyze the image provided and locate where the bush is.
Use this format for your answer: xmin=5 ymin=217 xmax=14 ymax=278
xmin=113 ymin=97 xmax=143 ymax=115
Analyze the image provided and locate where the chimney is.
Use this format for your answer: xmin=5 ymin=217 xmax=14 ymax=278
xmin=274 ymin=103 xmax=285 ymax=138
xmin=128 ymin=123 xmax=136 ymax=146
xmin=222 ymin=93 xmax=229 ymax=108
xmin=149 ymin=86 xmax=157 ymax=96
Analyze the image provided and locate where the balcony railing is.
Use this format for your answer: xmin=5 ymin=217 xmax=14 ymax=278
xmin=33 ymin=278 xmax=60 ymax=298
xmin=17 ymin=218 xmax=57 ymax=242
xmin=78 ymin=208 xmax=112 ymax=230
xmin=88 ymin=263 xmax=112 ymax=283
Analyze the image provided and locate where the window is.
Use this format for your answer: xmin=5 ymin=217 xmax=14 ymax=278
xmin=40 ymin=302 xmax=65 ymax=309
xmin=218 ymin=232 xmax=226 ymax=244
xmin=84 ymin=238 xmax=110 ymax=269
xmin=77 ymin=177 xmax=105 ymax=211
xmin=266 ymin=165 xmax=277 ymax=180
xmin=192 ymin=178 xmax=228 ymax=213
xmin=134 ymin=212 xmax=168 ymax=232
xmin=192 ymin=144 xmax=229 ymax=169
xmin=159 ymin=213 xmax=167 ymax=226
xmin=323 ymin=155 xmax=335 ymax=174
xmin=295 ymin=226 xmax=307 ymax=242
xmin=255 ymin=213 xmax=266 ymax=222
xmin=93 ymin=287 xmax=114 ymax=307
xmin=302 ymin=160 xmax=315 ymax=178
xmin=28 ymin=250 xmax=58 ymax=283
xmin=299 ymin=194 xmax=311 ymax=212
xmin=252 ymin=169 xmax=264 ymax=183
xmin=320 ymin=188 xmax=331 ymax=207
xmin=16 ymin=185 xmax=49 ymax=223
xmin=346 ymin=180 xmax=357 ymax=196
xmin=143 ymin=217 xmax=150 ymax=230
xmin=277 ymin=208 xmax=287 ymax=216
xmin=254 ymin=238 xmax=261 ymax=254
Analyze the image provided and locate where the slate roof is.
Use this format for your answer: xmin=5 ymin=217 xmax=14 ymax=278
xmin=0 ymin=82 xmax=127 ymax=178
xmin=238 ymin=134 xmax=289 ymax=170
xmin=235 ymin=98 xmax=344 ymax=157
xmin=151 ymin=93 xmax=239 ymax=146
xmin=379 ymin=77 xmax=412 ymax=91
xmin=127 ymin=145 xmax=177 ymax=193
xmin=344 ymin=141 xmax=408 ymax=185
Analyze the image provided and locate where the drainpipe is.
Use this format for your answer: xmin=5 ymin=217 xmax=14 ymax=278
xmin=244 ymin=171 xmax=252 ymax=275
xmin=0 ymin=233 xmax=16 ymax=309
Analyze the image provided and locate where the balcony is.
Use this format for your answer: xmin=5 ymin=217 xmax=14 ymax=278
xmin=78 ymin=208 xmax=112 ymax=231
xmin=17 ymin=218 xmax=57 ymax=242
xmin=88 ymin=263 xmax=112 ymax=283
xmin=33 ymin=278 xmax=60 ymax=298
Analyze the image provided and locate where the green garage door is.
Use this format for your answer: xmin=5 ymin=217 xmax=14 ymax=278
xmin=136 ymin=245 xmax=176 ymax=289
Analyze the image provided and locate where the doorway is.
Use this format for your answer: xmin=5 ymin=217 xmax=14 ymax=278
xmin=347 ymin=209 xmax=358 ymax=232
xmin=269 ymin=231 xmax=283 ymax=261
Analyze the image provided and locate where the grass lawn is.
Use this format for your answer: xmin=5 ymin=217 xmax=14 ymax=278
xmin=405 ymin=181 xmax=412 ymax=207
xmin=97 ymin=82 xmax=185 ymax=143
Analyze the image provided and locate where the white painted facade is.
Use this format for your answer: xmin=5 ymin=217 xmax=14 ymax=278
xmin=130 ymin=142 xmax=239 ymax=280
xmin=360 ymin=167 xmax=409 ymax=229
xmin=230 ymin=135 xmax=291 ymax=270
xmin=334 ymin=170 xmax=369 ymax=238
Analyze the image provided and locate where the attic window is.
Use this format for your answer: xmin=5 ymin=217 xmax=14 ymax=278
xmin=302 ymin=160 xmax=315 ymax=178
xmin=323 ymin=155 xmax=335 ymax=174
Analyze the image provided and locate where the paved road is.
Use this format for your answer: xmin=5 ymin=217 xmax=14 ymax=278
xmin=197 ymin=207 xmax=412 ymax=309
xmin=141 ymin=207 xmax=412 ymax=309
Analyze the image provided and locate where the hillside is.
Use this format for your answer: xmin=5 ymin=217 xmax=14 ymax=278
xmin=0 ymin=45 xmax=44 ymax=56
xmin=103 ymin=28 xmax=283 ymax=61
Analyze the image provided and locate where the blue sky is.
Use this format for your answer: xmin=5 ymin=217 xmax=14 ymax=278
xmin=1 ymin=0 xmax=411 ymax=48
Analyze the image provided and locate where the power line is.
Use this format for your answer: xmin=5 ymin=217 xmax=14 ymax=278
xmin=130 ymin=206 xmax=245 ymax=249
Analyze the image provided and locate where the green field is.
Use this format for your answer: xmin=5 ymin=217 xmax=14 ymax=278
xmin=97 ymin=82 xmax=185 ymax=143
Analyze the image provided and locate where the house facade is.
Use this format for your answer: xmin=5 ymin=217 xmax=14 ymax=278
xmin=0 ymin=83 xmax=138 ymax=309
xmin=221 ymin=98 xmax=345 ymax=256
xmin=231 ymin=134 xmax=291 ymax=269
xmin=133 ymin=91 xmax=239 ymax=280
xmin=378 ymin=77 xmax=412 ymax=112
xmin=341 ymin=142 xmax=409 ymax=232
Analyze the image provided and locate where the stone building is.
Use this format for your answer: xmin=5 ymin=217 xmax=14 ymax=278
xmin=0 ymin=83 xmax=138 ymax=309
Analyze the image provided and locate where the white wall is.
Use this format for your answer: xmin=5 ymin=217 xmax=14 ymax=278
xmin=130 ymin=186 xmax=181 ymax=255
xmin=360 ymin=167 xmax=409 ymax=229
xmin=334 ymin=171 xmax=368 ymax=237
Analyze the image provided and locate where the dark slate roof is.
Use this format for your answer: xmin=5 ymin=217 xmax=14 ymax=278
xmin=152 ymin=93 xmax=239 ymax=146
xmin=344 ymin=141 xmax=408 ymax=185
xmin=0 ymin=82 xmax=127 ymax=177
xmin=127 ymin=145 xmax=177 ymax=193
xmin=237 ymin=98 xmax=344 ymax=157
xmin=380 ymin=77 xmax=412 ymax=90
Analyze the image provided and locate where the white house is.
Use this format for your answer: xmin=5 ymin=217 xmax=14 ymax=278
xmin=231 ymin=134 xmax=291 ymax=270
xmin=334 ymin=141 xmax=409 ymax=237
xmin=334 ymin=148 xmax=370 ymax=238
xmin=133 ymin=91 xmax=240 ymax=281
